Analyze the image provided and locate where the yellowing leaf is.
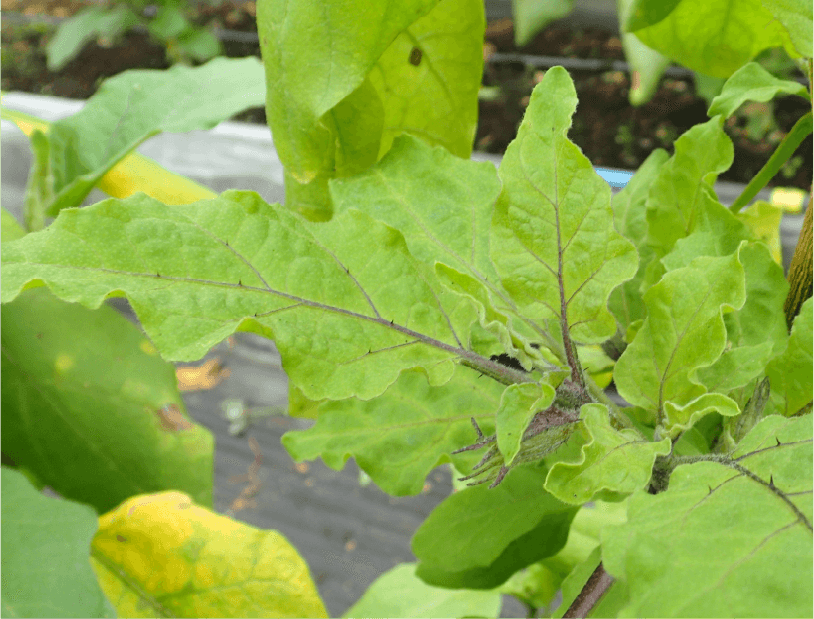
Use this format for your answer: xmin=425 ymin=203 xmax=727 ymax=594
xmin=91 ymin=491 xmax=327 ymax=618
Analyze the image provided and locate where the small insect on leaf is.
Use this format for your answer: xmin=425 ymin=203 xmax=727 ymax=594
xmin=409 ymin=47 xmax=422 ymax=66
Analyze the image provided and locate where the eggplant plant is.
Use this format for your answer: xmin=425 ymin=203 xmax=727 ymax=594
xmin=1 ymin=0 xmax=811 ymax=617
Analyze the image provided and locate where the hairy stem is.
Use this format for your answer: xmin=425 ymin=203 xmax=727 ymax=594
xmin=563 ymin=562 xmax=615 ymax=618
xmin=783 ymin=191 xmax=812 ymax=329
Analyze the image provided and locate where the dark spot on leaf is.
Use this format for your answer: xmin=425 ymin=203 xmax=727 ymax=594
xmin=409 ymin=47 xmax=422 ymax=66
xmin=490 ymin=353 xmax=525 ymax=372
xmin=116 ymin=535 xmax=126 ymax=542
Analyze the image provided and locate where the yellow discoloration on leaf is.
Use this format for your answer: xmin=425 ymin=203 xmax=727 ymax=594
xmin=54 ymin=353 xmax=74 ymax=373
xmin=139 ymin=340 xmax=158 ymax=356
xmin=92 ymin=491 xmax=327 ymax=618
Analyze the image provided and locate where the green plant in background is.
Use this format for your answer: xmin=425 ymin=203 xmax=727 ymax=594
xmin=511 ymin=0 xmax=811 ymax=107
xmin=2 ymin=0 xmax=812 ymax=617
xmin=46 ymin=0 xmax=223 ymax=71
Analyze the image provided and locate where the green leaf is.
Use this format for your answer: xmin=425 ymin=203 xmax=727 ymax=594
xmin=342 ymin=563 xmax=501 ymax=618
xmin=1 ymin=208 xmax=25 ymax=242
xmin=23 ymin=129 xmax=53 ymax=232
xmin=46 ymin=5 xmax=140 ymax=72
xmin=512 ymin=0 xmax=574 ymax=46
xmin=496 ymin=382 xmax=556 ymax=465
xmin=660 ymin=189 xmax=752 ymax=271
xmin=257 ymin=0 xmax=484 ymax=214
xmin=623 ymin=0 xmax=683 ymax=31
xmin=765 ymin=297 xmax=813 ymax=416
xmin=546 ymin=404 xmax=671 ymax=503
xmin=1 ymin=191 xmax=485 ymax=401
xmin=330 ymin=135 xmax=552 ymax=367
xmin=2 ymin=288 xmax=214 ymax=513
xmin=282 ymin=366 xmax=505 ymax=496
xmin=608 ymin=148 xmax=670 ymax=332
xmin=39 ymin=57 xmax=266 ymax=217
xmin=491 ymin=67 xmax=638 ymax=344
xmin=708 ymin=62 xmax=809 ymax=119
xmin=369 ymin=0 xmax=484 ymax=159
xmin=614 ymin=252 xmax=746 ymax=418
xmin=761 ymin=0 xmax=813 ymax=57
xmin=603 ymin=415 xmax=813 ymax=617
xmin=413 ymin=464 xmax=578 ymax=589
xmin=625 ymin=0 xmax=797 ymax=78
xmin=699 ymin=243 xmax=789 ymax=393
xmin=619 ymin=0 xmax=670 ymax=106
xmin=663 ymin=392 xmax=741 ymax=439
xmin=147 ymin=4 xmax=189 ymax=40
xmin=1 ymin=467 xmax=114 ymax=619
xmin=737 ymin=200 xmax=784 ymax=265
xmin=644 ymin=116 xmax=733 ymax=261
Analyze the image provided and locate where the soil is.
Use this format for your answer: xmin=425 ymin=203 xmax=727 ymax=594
xmin=2 ymin=0 xmax=811 ymax=190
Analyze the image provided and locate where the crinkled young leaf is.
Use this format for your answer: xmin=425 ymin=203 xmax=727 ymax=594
xmin=491 ymin=67 xmax=638 ymax=344
xmin=496 ymin=382 xmax=556 ymax=465
xmin=625 ymin=0 xmax=798 ymax=78
xmin=708 ymin=62 xmax=809 ymax=119
xmin=614 ymin=252 xmax=746 ymax=418
xmin=282 ymin=366 xmax=505 ymax=496
xmin=413 ymin=464 xmax=577 ymax=589
xmin=608 ymin=148 xmax=669 ymax=331
xmin=699 ymin=243 xmax=789 ymax=393
xmin=2 ymin=288 xmax=214 ymax=514
xmin=330 ymin=134 xmax=554 ymax=364
xmin=603 ymin=415 xmax=813 ymax=618
xmin=1 ymin=190 xmax=489 ymax=402
xmin=91 ymin=491 xmax=327 ymax=618
xmin=342 ymin=563 xmax=501 ymax=618
xmin=765 ymin=297 xmax=813 ymax=416
xmin=660 ymin=189 xmax=752 ymax=272
xmin=546 ymin=404 xmax=671 ymax=504
xmin=39 ymin=57 xmax=266 ymax=216
xmin=662 ymin=392 xmax=740 ymax=439
xmin=645 ymin=117 xmax=733 ymax=261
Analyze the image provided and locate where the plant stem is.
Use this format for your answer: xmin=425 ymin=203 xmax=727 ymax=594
xmin=563 ymin=562 xmax=615 ymax=618
xmin=783 ymin=191 xmax=812 ymax=329
xmin=728 ymin=111 xmax=812 ymax=213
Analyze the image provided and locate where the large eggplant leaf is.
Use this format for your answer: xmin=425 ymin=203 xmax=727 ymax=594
xmin=491 ymin=67 xmax=638 ymax=345
xmin=614 ymin=252 xmax=746 ymax=425
xmin=30 ymin=57 xmax=265 ymax=217
xmin=624 ymin=0 xmax=798 ymax=78
xmin=602 ymin=414 xmax=813 ymax=617
xmin=2 ymin=287 xmax=213 ymax=514
xmin=1 ymin=190 xmax=496 ymax=402
xmin=256 ymin=0 xmax=483 ymax=214
xmin=413 ymin=464 xmax=578 ymax=589
xmin=282 ymin=365 xmax=505 ymax=496
xmin=760 ymin=0 xmax=813 ymax=57
xmin=91 ymin=491 xmax=327 ymax=618
xmin=330 ymin=135 xmax=552 ymax=367
xmin=2 ymin=468 xmax=114 ymax=619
